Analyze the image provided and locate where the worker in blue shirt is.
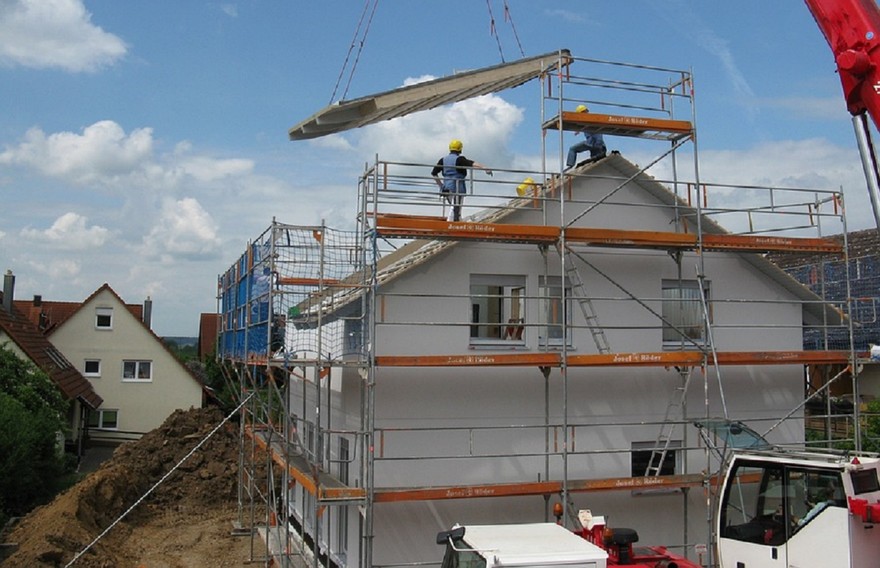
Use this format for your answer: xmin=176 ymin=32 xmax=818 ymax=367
xmin=432 ymin=139 xmax=492 ymax=221
xmin=566 ymin=105 xmax=606 ymax=169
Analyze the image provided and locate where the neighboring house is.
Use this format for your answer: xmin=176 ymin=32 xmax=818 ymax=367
xmin=769 ymin=228 xmax=880 ymax=412
xmin=0 ymin=273 xmax=102 ymax=457
xmin=198 ymin=312 xmax=219 ymax=361
xmin=221 ymin=154 xmax=848 ymax=566
xmin=15 ymin=283 xmax=205 ymax=443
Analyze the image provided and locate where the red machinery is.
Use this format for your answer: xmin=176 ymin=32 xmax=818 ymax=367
xmin=805 ymin=0 xmax=880 ymax=228
xmin=567 ymin=507 xmax=702 ymax=568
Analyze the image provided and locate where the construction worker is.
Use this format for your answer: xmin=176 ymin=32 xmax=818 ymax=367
xmin=432 ymin=139 xmax=492 ymax=221
xmin=566 ymin=105 xmax=606 ymax=169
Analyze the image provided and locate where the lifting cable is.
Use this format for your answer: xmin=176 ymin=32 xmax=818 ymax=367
xmin=329 ymin=0 xmax=380 ymax=104
xmin=64 ymin=392 xmax=255 ymax=567
xmin=502 ymin=1 xmax=526 ymax=59
xmin=485 ymin=0 xmax=526 ymax=63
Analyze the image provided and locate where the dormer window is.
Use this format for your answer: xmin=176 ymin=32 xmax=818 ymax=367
xmin=95 ymin=307 xmax=113 ymax=330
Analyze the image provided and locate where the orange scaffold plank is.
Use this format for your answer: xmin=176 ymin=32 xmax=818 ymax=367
xmin=373 ymin=473 xmax=706 ymax=503
xmin=544 ymin=111 xmax=693 ymax=141
xmin=375 ymin=214 xmax=559 ymax=243
xmin=373 ymin=216 xmax=841 ymax=253
xmin=712 ymin=351 xmax=852 ymax=365
xmin=375 ymin=351 xmax=853 ymax=368
xmin=376 ymin=353 xmax=562 ymax=367
xmin=565 ymin=227 xmax=697 ymax=249
xmin=245 ymin=426 xmax=365 ymax=501
xmin=701 ymin=234 xmax=843 ymax=253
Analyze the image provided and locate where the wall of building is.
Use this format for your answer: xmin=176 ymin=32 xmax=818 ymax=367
xmin=48 ymin=288 xmax=202 ymax=440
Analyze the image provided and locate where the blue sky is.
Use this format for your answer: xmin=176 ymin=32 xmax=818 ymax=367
xmin=0 ymin=1 xmax=873 ymax=336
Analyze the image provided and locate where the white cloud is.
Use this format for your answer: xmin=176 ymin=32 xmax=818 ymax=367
xmin=0 ymin=120 xmax=256 ymax=189
xmin=545 ymin=9 xmax=587 ymax=24
xmin=0 ymin=120 xmax=154 ymax=185
xmin=759 ymin=96 xmax=848 ymax=121
xmin=220 ymin=4 xmax=238 ymax=18
xmin=24 ymin=257 xmax=81 ymax=281
xmin=310 ymin=134 xmax=354 ymax=151
xmin=640 ymin=138 xmax=875 ymax=232
xmin=355 ymin=92 xmax=524 ymax=169
xmin=21 ymin=212 xmax=110 ymax=250
xmin=142 ymin=198 xmax=221 ymax=261
xmin=176 ymin=155 xmax=254 ymax=182
xmin=0 ymin=0 xmax=127 ymax=72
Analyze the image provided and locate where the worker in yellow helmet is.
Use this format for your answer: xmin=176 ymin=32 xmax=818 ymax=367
xmin=566 ymin=105 xmax=606 ymax=170
xmin=432 ymin=139 xmax=492 ymax=221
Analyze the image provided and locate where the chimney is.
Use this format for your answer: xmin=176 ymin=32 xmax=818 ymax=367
xmin=143 ymin=296 xmax=153 ymax=329
xmin=33 ymin=294 xmax=42 ymax=307
xmin=2 ymin=270 xmax=14 ymax=313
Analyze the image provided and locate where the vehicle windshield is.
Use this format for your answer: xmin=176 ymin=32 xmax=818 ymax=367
xmin=694 ymin=418 xmax=770 ymax=451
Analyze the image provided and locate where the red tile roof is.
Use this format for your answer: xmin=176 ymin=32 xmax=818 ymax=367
xmin=0 ymin=293 xmax=102 ymax=410
xmin=13 ymin=295 xmax=143 ymax=334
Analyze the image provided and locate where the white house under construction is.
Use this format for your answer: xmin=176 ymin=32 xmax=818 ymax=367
xmin=217 ymin=51 xmax=871 ymax=567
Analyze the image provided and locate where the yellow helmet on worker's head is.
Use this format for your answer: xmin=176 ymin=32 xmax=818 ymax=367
xmin=575 ymin=104 xmax=589 ymax=113
xmin=449 ymin=139 xmax=463 ymax=152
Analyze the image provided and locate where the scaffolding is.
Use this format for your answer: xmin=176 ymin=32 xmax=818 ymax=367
xmin=218 ymin=53 xmax=864 ymax=567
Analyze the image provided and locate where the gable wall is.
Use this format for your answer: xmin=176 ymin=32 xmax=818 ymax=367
xmin=49 ymin=289 xmax=202 ymax=438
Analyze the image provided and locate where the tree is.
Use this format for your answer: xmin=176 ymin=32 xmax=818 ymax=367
xmin=0 ymin=344 xmax=72 ymax=525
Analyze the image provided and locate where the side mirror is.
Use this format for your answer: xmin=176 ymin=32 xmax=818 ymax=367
xmin=436 ymin=526 xmax=466 ymax=545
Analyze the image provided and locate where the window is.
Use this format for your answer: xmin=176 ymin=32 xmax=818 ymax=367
xmin=95 ymin=307 xmax=113 ymax=329
xmin=631 ymin=440 xmax=681 ymax=477
xmin=84 ymin=359 xmax=101 ymax=377
xmin=662 ymin=279 xmax=710 ymax=346
xmin=539 ymin=276 xmax=572 ymax=346
xmin=123 ymin=360 xmax=152 ymax=381
xmin=87 ymin=409 xmax=118 ymax=430
xmin=470 ymin=275 xmax=526 ymax=343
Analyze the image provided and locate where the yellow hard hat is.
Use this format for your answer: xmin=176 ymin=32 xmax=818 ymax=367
xmin=575 ymin=104 xmax=589 ymax=113
xmin=449 ymin=139 xmax=463 ymax=152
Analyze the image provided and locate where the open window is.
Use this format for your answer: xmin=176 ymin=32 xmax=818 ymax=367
xmin=469 ymin=275 xmax=526 ymax=345
xmin=538 ymin=275 xmax=572 ymax=347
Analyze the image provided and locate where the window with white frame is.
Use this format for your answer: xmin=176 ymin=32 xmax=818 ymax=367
xmin=122 ymin=360 xmax=152 ymax=381
xmin=84 ymin=359 xmax=101 ymax=377
xmin=470 ymin=275 xmax=526 ymax=343
xmin=662 ymin=279 xmax=710 ymax=347
xmin=539 ymin=275 xmax=572 ymax=346
xmin=88 ymin=409 xmax=119 ymax=430
xmin=95 ymin=307 xmax=113 ymax=330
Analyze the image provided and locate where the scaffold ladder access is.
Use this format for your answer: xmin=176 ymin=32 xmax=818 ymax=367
xmin=645 ymin=367 xmax=694 ymax=477
xmin=557 ymin=243 xmax=610 ymax=354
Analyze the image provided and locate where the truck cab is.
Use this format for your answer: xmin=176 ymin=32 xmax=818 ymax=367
xmin=717 ymin=449 xmax=880 ymax=568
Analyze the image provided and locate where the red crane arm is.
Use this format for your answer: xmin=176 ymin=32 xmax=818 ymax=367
xmin=805 ymin=0 xmax=880 ymax=127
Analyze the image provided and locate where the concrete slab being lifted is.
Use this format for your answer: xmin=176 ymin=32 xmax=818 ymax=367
xmin=289 ymin=49 xmax=570 ymax=140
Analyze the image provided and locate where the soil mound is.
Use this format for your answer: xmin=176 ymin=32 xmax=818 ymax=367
xmin=1 ymin=406 xmax=250 ymax=567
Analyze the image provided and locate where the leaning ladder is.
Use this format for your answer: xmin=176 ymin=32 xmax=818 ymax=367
xmin=558 ymin=244 xmax=611 ymax=354
xmin=644 ymin=366 xmax=693 ymax=476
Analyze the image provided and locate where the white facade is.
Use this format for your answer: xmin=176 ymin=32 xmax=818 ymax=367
xmin=287 ymin=157 xmax=818 ymax=566
xmin=48 ymin=286 xmax=203 ymax=441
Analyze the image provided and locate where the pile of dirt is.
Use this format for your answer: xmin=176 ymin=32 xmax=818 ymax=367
xmin=1 ymin=406 xmax=260 ymax=568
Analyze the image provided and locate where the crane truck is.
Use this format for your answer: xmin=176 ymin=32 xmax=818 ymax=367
xmin=805 ymin=0 xmax=880 ymax=229
xmin=436 ymin=438 xmax=880 ymax=567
